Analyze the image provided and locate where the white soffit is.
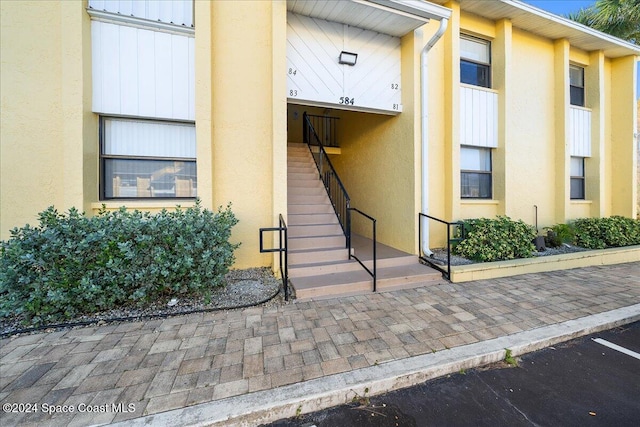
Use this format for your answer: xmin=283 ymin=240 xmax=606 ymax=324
xmin=430 ymin=0 xmax=639 ymax=58
xmin=286 ymin=0 xmax=451 ymax=37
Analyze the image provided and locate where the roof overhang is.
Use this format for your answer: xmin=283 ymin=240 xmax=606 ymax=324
xmin=430 ymin=0 xmax=639 ymax=58
xmin=286 ymin=0 xmax=451 ymax=37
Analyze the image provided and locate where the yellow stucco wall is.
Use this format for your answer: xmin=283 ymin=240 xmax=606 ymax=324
xmin=1 ymin=1 xmax=95 ymax=238
xmin=1 ymin=0 xmax=638 ymax=270
xmin=431 ymin=5 xmax=638 ymax=236
xmin=206 ymin=0 xmax=286 ymax=268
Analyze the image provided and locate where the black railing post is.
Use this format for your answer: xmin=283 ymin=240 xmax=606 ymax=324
xmin=446 ymin=222 xmax=451 ymax=281
xmin=372 ymin=218 xmax=377 ymax=292
xmin=418 ymin=212 xmax=458 ymax=281
xmin=259 ymin=214 xmax=289 ymax=301
xmin=347 ymin=200 xmax=352 ymax=252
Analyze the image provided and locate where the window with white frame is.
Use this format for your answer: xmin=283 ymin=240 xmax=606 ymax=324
xmin=570 ymin=156 xmax=585 ymax=200
xmin=461 ymin=146 xmax=492 ymax=199
xmin=101 ymin=117 xmax=196 ymax=199
xmin=460 ymin=35 xmax=491 ymax=88
xmin=570 ymin=65 xmax=585 ymax=107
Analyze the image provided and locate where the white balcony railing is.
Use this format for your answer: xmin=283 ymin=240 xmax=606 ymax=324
xmin=569 ymin=106 xmax=592 ymax=157
xmin=460 ymin=85 xmax=498 ymax=148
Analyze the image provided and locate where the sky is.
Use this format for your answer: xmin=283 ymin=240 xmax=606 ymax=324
xmin=523 ymin=1 xmax=640 ymax=98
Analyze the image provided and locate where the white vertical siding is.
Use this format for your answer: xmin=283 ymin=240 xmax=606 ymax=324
xmin=88 ymin=0 xmax=193 ymax=27
xmin=286 ymin=12 xmax=402 ymax=114
xmin=91 ymin=21 xmax=195 ymax=121
xmin=460 ymin=85 xmax=498 ymax=148
xmin=569 ymin=107 xmax=592 ymax=157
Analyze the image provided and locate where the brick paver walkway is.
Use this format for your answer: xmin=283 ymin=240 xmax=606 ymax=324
xmin=1 ymin=262 xmax=639 ymax=426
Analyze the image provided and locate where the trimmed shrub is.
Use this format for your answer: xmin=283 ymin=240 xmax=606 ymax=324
xmin=454 ymin=216 xmax=536 ymax=262
xmin=572 ymin=216 xmax=640 ymax=249
xmin=0 ymin=201 xmax=239 ymax=325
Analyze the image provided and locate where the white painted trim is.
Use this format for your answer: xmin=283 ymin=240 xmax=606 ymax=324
xmin=364 ymin=0 xmax=452 ymax=22
xmin=86 ymin=9 xmax=195 ymax=37
xmin=503 ymin=0 xmax=640 ymax=55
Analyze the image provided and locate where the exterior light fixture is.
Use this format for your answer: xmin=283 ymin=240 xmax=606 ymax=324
xmin=339 ymin=51 xmax=358 ymax=66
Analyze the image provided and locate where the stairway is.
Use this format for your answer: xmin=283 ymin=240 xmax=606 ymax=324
xmin=287 ymin=143 xmax=443 ymax=300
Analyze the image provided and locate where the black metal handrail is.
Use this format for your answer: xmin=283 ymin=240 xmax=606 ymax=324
xmin=302 ymin=111 xmax=377 ymax=292
xmin=304 ymin=114 xmax=340 ymax=147
xmin=348 ymin=208 xmax=377 ymax=292
xmin=418 ymin=213 xmax=464 ymax=280
xmin=259 ymin=214 xmax=289 ymax=301
xmin=303 ymin=112 xmax=351 ymax=244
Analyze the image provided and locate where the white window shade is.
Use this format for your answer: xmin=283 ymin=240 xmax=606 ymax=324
xmin=88 ymin=0 xmax=193 ymax=27
xmin=104 ymin=118 xmax=195 ymax=158
xmin=461 ymin=36 xmax=490 ymax=63
xmin=570 ymin=156 xmax=584 ymax=176
xmin=461 ymin=146 xmax=491 ymax=171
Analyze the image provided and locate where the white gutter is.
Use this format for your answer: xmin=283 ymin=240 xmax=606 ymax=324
xmin=420 ymin=15 xmax=449 ymax=257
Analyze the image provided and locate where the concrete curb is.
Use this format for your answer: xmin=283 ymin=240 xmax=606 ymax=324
xmin=110 ymin=303 xmax=640 ymax=427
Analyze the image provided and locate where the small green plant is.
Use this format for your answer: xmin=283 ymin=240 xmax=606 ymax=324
xmin=504 ymin=349 xmax=518 ymax=367
xmin=351 ymin=387 xmax=371 ymax=406
xmin=459 ymin=368 xmax=466 ymax=375
xmin=0 ymin=201 xmax=239 ymax=325
xmin=544 ymin=223 xmax=576 ymax=247
xmin=295 ymin=405 xmax=302 ymax=419
xmin=454 ymin=216 xmax=536 ymax=262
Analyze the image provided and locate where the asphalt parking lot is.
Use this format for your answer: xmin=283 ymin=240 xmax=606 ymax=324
xmin=265 ymin=321 xmax=640 ymax=427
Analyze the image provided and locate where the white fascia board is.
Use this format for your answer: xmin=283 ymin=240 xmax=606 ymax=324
xmin=364 ymin=0 xmax=452 ymax=21
xmin=503 ymin=0 xmax=640 ymax=55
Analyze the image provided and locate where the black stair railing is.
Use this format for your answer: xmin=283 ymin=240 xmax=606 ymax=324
xmin=303 ymin=112 xmax=350 ymax=242
xmin=302 ymin=111 xmax=377 ymax=292
xmin=304 ymin=114 xmax=340 ymax=147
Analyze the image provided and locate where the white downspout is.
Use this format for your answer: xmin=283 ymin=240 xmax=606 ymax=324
xmin=420 ymin=17 xmax=448 ymax=257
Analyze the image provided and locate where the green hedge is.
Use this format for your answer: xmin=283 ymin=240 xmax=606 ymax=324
xmin=0 ymin=201 xmax=239 ymax=325
xmin=454 ymin=216 xmax=536 ymax=262
xmin=571 ymin=216 xmax=640 ymax=249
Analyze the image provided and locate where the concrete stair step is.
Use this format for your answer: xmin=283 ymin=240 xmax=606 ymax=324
xmin=288 ymin=172 xmax=318 ymax=181
xmin=288 ymin=156 xmax=313 ymax=163
xmin=288 ymin=204 xmax=335 ymax=214
xmin=289 ymin=260 xmax=359 ymax=278
xmin=288 ymin=166 xmax=317 ymax=175
xmin=288 ymin=247 xmax=349 ymax=264
xmin=288 ymin=223 xmax=343 ymax=238
xmin=289 ymin=194 xmax=330 ymax=204
xmin=288 ymin=181 xmax=325 ymax=190
xmin=288 ymin=213 xmax=338 ymax=225
xmin=291 ymin=263 xmax=442 ymax=300
xmin=288 ymin=155 xmax=314 ymax=161
xmin=287 ymin=186 xmax=325 ymax=196
xmin=292 ymin=271 xmax=372 ymax=300
xmin=361 ymin=255 xmax=417 ymax=269
xmin=288 ymin=234 xmax=346 ymax=250
xmin=289 ymin=256 xmax=422 ymax=278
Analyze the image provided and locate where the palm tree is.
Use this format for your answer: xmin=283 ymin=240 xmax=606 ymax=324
xmin=568 ymin=0 xmax=640 ymax=44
